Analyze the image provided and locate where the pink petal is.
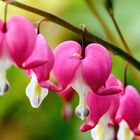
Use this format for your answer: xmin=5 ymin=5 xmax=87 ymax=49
xmin=23 ymin=34 xmax=53 ymax=69
xmin=80 ymin=91 xmax=111 ymax=132
xmin=40 ymin=80 xmax=63 ymax=92
xmin=97 ymin=86 xmax=123 ymax=96
xmin=26 ymin=34 xmax=54 ymax=83
xmin=97 ymin=75 xmax=121 ymax=123
xmin=115 ymin=85 xmax=140 ymax=135
xmin=97 ymin=75 xmax=123 ymax=95
xmin=106 ymin=74 xmax=122 ymax=87
xmin=108 ymin=94 xmax=120 ymax=124
xmin=52 ymin=41 xmax=81 ymax=89
xmin=133 ymin=128 xmax=140 ymax=135
xmin=0 ymin=19 xmax=3 ymax=30
xmin=82 ymin=43 xmax=112 ymax=92
xmin=23 ymin=60 xmax=47 ymax=69
xmin=106 ymin=75 xmax=124 ymax=96
xmin=6 ymin=16 xmax=36 ymax=67
xmin=105 ymin=74 xmax=123 ymax=122
xmin=0 ymin=31 xmax=4 ymax=56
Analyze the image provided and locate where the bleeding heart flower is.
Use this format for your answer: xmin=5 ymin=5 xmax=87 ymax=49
xmin=97 ymin=74 xmax=123 ymax=96
xmin=86 ymin=79 xmax=140 ymax=139
xmin=59 ymin=88 xmax=75 ymax=120
xmin=0 ymin=16 xmax=36 ymax=95
xmin=80 ymin=75 xmax=122 ymax=140
xmin=80 ymin=91 xmax=112 ymax=132
xmin=48 ymin=41 xmax=112 ymax=120
xmin=115 ymin=85 xmax=140 ymax=136
xmin=25 ymin=34 xmax=54 ymax=108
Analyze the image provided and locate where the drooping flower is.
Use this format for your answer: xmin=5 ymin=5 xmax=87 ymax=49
xmin=80 ymin=74 xmax=122 ymax=140
xmin=80 ymin=75 xmax=121 ymax=132
xmin=0 ymin=16 xmax=36 ymax=95
xmin=80 ymin=91 xmax=112 ymax=132
xmin=80 ymin=73 xmax=140 ymax=139
xmin=116 ymin=85 xmax=140 ymax=137
xmin=46 ymin=41 xmax=112 ymax=120
xmin=59 ymin=88 xmax=75 ymax=120
xmin=25 ymin=34 xmax=54 ymax=108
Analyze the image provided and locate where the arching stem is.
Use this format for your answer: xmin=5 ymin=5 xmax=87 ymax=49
xmin=1 ymin=0 xmax=140 ymax=71
xmin=36 ymin=18 xmax=47 ymax=34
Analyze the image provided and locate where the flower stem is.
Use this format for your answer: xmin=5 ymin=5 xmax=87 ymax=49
xmin=107 ymin=8 xmax=140 ymax=83
xmin=1 ymin=0 xmax=140 ymax=71
xmin=108 ymin=11 xmax=133 ymax=56
xmin=124 ymin=63 xmax=128 ymax=87
xmin=3 ymin=2 xmax=8 ymax=32
xmin=36 ymin=18 xmax=47 ymax=34
xmin=81 ymin=26 xmax=87 ymax=58
xmin=84 ymin=0 xmax=117 ymax=44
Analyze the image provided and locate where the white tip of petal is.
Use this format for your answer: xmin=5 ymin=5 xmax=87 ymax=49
xmin=26 ymin=73 xmax=48 ymax=108
xmin=117 ymin=120 xmax=134 ymax=140
xmin=75 ymin=93 xmax=89 ymax=120
xmin=0 ymin=58 xmax=12 ymax=96
xmin=91 ymin=115 xmax=115 ymax=140
xmin=0 ymin=70 xmax=10 ymax=96
xmin=70 ymin=67 xmax=90 ymax=120
xmin=0 ymin=59 xmax=11 ymax=70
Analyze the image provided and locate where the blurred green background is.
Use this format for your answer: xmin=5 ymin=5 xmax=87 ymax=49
xmin=0 ymin=0 xmax=140 ymax=140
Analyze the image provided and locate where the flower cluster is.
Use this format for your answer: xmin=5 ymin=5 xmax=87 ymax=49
xmin=0 ymin=15 xmax=140 ymax=140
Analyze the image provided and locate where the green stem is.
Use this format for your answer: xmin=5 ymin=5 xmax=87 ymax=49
xmin=81 ymin=26 xmax=87 ymax=58
xmin=84 ymin=0 xmax=117 ymax=44
xmin=3 ymin=2 xmax=8 ymax=32
xmin=124 ymin=63 xmax=128 ymax=87
xmin=36 ymin=18 xmax=47 ymax=34
xmin=1 ymin=0 xmax=140 ymax=71
xmin=109 ymin=11 xmax=133 ymax=56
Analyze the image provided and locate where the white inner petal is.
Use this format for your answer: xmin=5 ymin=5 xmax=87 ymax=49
xmin=91 ymin=114 xmax=115 ymax=140
xmin=26 ymin=72 xmax=48 ymax=108
xmin=0 ymin=59 xmax=11 ymax=96
xmin=0 ymin=39 xmax=12 ymax=96
xmin=0 ymin=69 xmax=10 ymax=96
xmin=70 ymin=66 xmax=90 ymax=120
xmin=0 ymin=59 xmax=11 ymax=70
xmin=117 ymin=120 xmax=134 ymax=140
xmin=0 ymin=40 xmax=12 ymax=70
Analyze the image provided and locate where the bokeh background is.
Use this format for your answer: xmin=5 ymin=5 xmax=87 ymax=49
xmin=0 ymin=0 xmax=140 ymax=139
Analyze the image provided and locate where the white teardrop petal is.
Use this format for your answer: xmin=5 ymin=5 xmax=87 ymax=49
xmin=0 ymin=69 xmax=10 ymax=96
xmin=91 ymin=114 xmax=115 ymax=140
xmin=26 ymin=73 xmax=48 ymax=108
xmin=70 ymin=67 xmax=90 ymax=120
xmin=117 ymin=120 xmax=134 ymax=140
